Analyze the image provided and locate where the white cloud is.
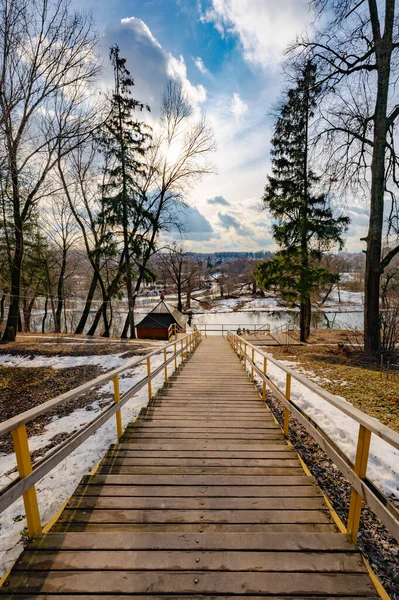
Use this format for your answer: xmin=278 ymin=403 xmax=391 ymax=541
xmin=101 ymin=17 xmax=206 ymax=116
xmin=201 ymin=0 xmax=310 ymax=68
xmin=193 ymin=56 xmax=210 ymax=76
xmin=168 ymin=54 xmax=207 ymax=107
xmin=231 ymin=92 xmax=248 ymax=118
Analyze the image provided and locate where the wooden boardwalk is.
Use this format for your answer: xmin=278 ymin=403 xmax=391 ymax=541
xmin=1 ymin=337 xmax=379 ymax=598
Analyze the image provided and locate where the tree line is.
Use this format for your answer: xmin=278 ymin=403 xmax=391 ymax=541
xmin=255 ymin=0 xmax=399 ymax=351
xmin=0 ymin=0 xmax=215 ymax=341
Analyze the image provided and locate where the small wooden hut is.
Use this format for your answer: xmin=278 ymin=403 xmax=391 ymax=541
xmin=136 ymin=301 xmax=187 ymax=340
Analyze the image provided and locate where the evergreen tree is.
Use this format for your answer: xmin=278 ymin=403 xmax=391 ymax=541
xmin=100 ymin=45 xmax=152 ymax=338
xmin=255 ymin=61 xmax=349 ymax=341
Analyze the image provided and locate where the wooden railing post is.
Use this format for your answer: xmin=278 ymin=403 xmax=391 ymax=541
xmin=164 ymin=348 xmax=168 ymax=381
xmin=113 ymin=374 xmax=123 ymax=440
xmin=251 ymin=348 xmax=255 ymax=381
xmin=263 ymin=356 xmax=267 ymax=400
xmin=181 ymin=338 xmax=184 ymax=361
xmin=204 ymin=323 xmax=207 ymax=338
xmin=347 ymin=425 xmax=371 ymax=543
xmin=244 ymin=343 xmax=247 ymax=370
xmin=283 ymin=373 xmax=292 ymax=436
xmin=12 ymin=424 xmax=41 ymax=536
xmin=147 ymin=357 xmax=152 ymax=400
xmin=174 ymin=342 xmax=177 ymax=370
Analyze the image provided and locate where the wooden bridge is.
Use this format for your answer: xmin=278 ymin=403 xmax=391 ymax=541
xmin=1 ymin=334 xmax=397 ymax=598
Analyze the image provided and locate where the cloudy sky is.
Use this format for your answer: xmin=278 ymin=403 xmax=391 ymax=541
xmin=75 ymin=0 xmax=369 ymax=253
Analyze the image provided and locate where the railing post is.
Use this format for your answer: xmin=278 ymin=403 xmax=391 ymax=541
xmin=113 ymin=374 xmax=123 ymax=440
xmin=283 ymin=373 xmax=292 ymax=436
xmin=164 ymin=347 xmax=168 ymax=381
xmin=204 ymin=323 xmax=207 ymax=338
xmin=222 ymin=324 xmax=224 ymax=337
xmin=174 ymin=342 xmax=177 ymax=370
xmin=263 ymin=356 xmax=267 ymax=400
xmin=181 ymin=338 xmax=184 ymax=361
xmin=12 ymin=424 xmax=41 ymax=536
xmin=147 ymin=357 xmax=152 ymax=400
xmin=347 ymin=425 xmax=371 ymax=543
xmin=251 ymin=348 xmax=255 ymax=381
xmin=244 ymin=343 xmax=247 ymax=370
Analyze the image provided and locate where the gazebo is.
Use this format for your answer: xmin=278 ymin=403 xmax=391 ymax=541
xmin=136 ymin=301 xmax=187 ymax=340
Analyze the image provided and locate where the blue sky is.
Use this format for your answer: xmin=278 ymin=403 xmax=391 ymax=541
xmin=75 ymin=0 xmax=369 ymax=253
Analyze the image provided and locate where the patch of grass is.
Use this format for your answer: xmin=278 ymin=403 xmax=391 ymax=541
xmin=271 ymin=344 xmax=399 ymax=432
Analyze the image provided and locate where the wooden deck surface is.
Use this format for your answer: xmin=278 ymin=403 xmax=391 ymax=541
xmin=1 ymin=337 xmax=379 ymax=598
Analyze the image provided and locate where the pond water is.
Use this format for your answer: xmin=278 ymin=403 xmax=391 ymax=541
xmin=27 ymin=306 xmax=363 ymax=337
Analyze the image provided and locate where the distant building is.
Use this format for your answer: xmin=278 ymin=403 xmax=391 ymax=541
xmin=136 ymin=301 xmax=187 ymax=340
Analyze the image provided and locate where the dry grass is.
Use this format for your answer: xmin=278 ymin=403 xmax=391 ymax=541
xmin=271 ymin=342 xmax=399 ymax=432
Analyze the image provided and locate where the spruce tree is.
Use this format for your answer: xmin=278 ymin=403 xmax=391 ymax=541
xmin=100 ymin=45 xmax=152 ymax=338
xmin=255 ymin=61 xmax=349 ymax=342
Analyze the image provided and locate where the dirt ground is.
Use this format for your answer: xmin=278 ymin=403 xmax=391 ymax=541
xmin=0 ymin=336 xmax=156 ymax=455
xmin=271 ymin=335 xmax=399 ymax=432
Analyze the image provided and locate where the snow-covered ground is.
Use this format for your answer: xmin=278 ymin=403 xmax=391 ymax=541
xmin=249 ymin=354 xmax=399 ymax=501
xmin=0 ymin=348 xmax=171 ymax=577
xmin=190 ymin=290 xmax=364 ymax=315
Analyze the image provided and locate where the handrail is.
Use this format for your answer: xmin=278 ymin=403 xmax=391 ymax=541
xmin=0 ymin=331 xmax=201 ymax=536
xmin=227 ymin=330 xmax=399 ymax=544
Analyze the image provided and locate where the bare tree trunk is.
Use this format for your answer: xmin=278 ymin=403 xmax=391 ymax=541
xmin=75 ymin=271 xmax=98 ymax=334
xmin=87 ymin=300 xmax=107 ymax=336
xmin=0 ymin=294 xmax=5 ymax=323
xmin=364 ymin=33 xmax=392 ymax=353
xmin=42 ymin=296 xmax=48 ymax=333
xmin=2 ymin=221 xmax=23 ymax=341
xmin=55 ymin=256 xmax=67 ymax=333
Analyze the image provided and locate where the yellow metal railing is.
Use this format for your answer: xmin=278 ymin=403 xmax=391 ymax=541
xmin=227 ymin=330 xmax=399 ymax=545
xmin=0 ymin=331 xmax=201 ymax=536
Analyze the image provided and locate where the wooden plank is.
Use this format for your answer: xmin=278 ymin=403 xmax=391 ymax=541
xmin=0 ymin=596 xmax=379 ymax=600
xmin=65 ymin=497 xmax=326 ymax=510
xmin=2 ymin=571 xmax=377 ymax=596
xmin=26 ymin=532 xmax=355 ymax=551
xmin=82 ymin=474 xmax=316 ymax=486
xmin=56 ymin=509 xmax=332 ymax=524
xmin=74 ymin=485 xmax=322 ymax=498
xmin=16 ymin=550 xmax=365 ymax=572
xmin=109 ymin=447 xmax=295 ymax=455
xmin=99 ymin=458 xmax=302 ymax=467
xmin=95 ymin=466 xmax=304 ymax=475
xmin=51 ymin=523 xmax=339 ymax=533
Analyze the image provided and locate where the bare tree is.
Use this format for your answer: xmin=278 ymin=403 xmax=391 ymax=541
xmin=121 ymin=80 xmax=216 ymax=337
xmin=0 ymin=0 xmax=99 ymax=341
xmin=293 ymin=0 xmax=399 ymax=352
xmin=158 ymin=244 xmax=201 ymax=312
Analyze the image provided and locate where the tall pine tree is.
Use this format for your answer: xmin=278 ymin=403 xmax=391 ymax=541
xmin=100 ymin=45 xmax=152 ymax=338
xmin=255 ymin=61 xmax=349 ymax=341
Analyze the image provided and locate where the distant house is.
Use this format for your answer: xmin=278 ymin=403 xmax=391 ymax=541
xmin=136 ymin=301 xmax=187 ymax=340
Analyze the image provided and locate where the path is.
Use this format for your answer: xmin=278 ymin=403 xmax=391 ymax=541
xmin=0 ymin=337 xmax=379 ymax=598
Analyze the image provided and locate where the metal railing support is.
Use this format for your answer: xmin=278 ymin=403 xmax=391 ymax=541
xmin=147 ymin=357 xmax=152 ymax=400
xmin=113 ymin=374 xmax=123 ymax=440
xmin=283 ymin=373 xmax=292 ymax=436
xmin=12 ymin=424 xmax=41 ymax=536
xmin=347 ymin=424 xmax=371 ymax=542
